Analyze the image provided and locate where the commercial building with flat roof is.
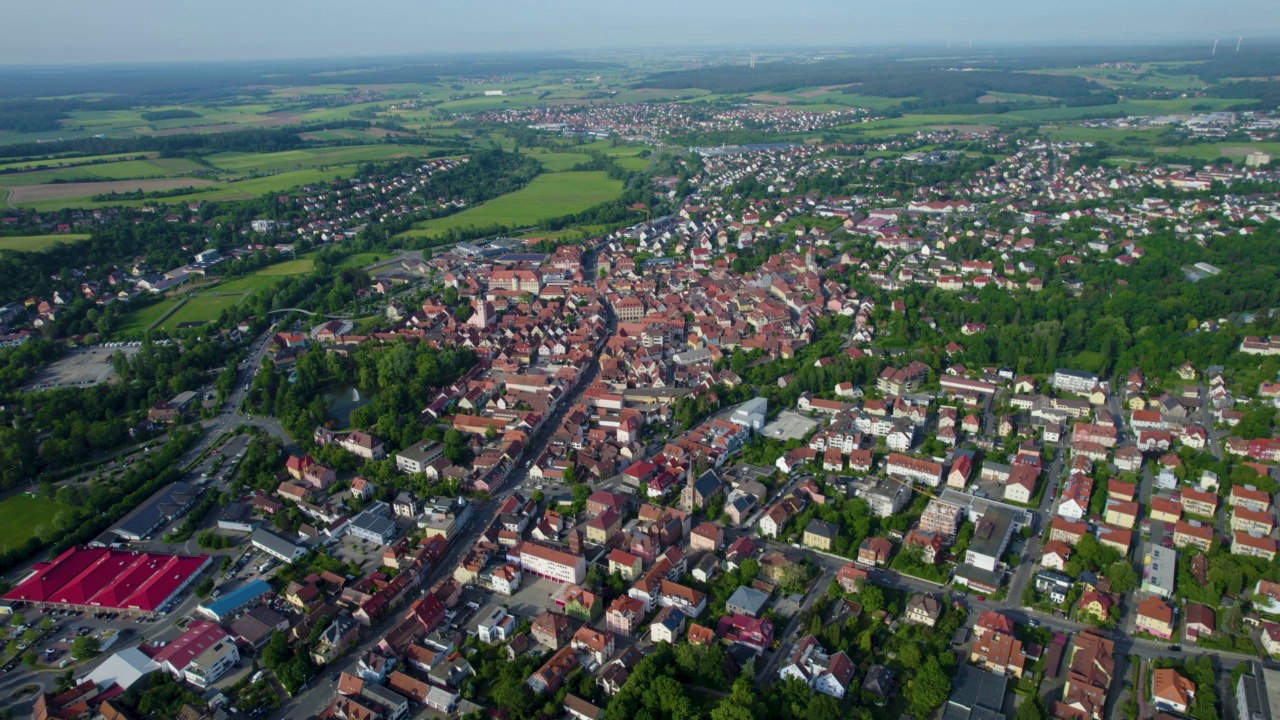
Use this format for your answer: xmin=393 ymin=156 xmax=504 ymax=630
xmin=1142 ymin=544 xmax=1176 ymax=598
xmin=942 ymin=664 xmax=1008 ymax=720
xmin=197 ymin=579 xmax=271 ymax=622
xmin=251 ymin=528 xmax=306 ymax=563
xmin=349 ymin=501 xmax=398 ymax=544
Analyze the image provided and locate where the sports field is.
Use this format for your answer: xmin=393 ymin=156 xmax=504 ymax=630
xmin=400 ymin=171 xmax=624 ymax=238
xmin=0 ymin=234 xmax=90 ymax=252
xmin=0 ymin=495 xmax=69 ymax=552
xmin=116 ymin=298 xmax=181 ymax=335
xmin=157 ymin=293 xmax=248 ymax=330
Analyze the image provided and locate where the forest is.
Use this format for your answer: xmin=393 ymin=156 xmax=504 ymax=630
xmin=642 ymin=60 xmax=1104 ymax=102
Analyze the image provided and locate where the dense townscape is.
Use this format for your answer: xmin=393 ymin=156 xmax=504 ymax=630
xmin=1 ymin=40 xmax=1280 ymax=720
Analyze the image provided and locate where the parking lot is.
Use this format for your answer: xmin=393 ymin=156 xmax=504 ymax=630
xmin=22 ymin=343 xmax=142 ymax=391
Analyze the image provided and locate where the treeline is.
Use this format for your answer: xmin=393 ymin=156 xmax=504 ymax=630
xmin=1205 ymin=80 xmax=1280 ymax=110
xmin=0 ymin=428 xmax=198 ymax=574
xmin=643 ymin=60 xmax=1104 ymax=102
xmin=140 ymin=109 xmax=201 ymax=122
xmin=0 ymin=119 xmax=385 ymax=160
xmin=91 ymin=185 xmax=214 ymax=202
xmin=0 ymin=96 xmax=136 ymax=133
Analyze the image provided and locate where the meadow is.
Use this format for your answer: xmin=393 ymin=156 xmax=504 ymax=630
xmin=399 ymin=171 xmax=624 ymax=238
xmin=0 ymin=234 xmax=90 ymax=252
xmin=0 ymin=495 xmax=69 ymax=552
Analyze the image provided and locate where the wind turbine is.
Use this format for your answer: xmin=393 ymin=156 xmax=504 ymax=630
xmin=1236 ymin=36 xmax=1243 ymax=52
xmin=1212 ymin=39 xmax=1218 ymax=55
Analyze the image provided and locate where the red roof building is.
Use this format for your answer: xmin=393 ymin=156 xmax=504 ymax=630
xmin=5 ymin=546 xmax=212 ymax=614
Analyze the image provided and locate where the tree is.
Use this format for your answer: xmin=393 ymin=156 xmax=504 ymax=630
xmin=1106 ymin=561 xmax=1138 ymax=593
xmin=859 ymin=584 xmax=885 ymax=615
xmin=1015 ymin=695 xmax=1049 ymax=720
xmin=71 ymin=635 xmax=100 ymax=660
xmin=911 ymin=655 xmax=952 ymax=716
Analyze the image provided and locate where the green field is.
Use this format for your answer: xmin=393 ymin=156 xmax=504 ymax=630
xmin=157 ymin=293 xmax=248 ymax=330
xmin=0 ymin=152 xmax=158 ymax=172
xmin=0 ymin=234 xmax=90 ymax=252
xmin=257 ymin=259 xmax=315 ymax=275
xmin=207 ymin=145 xmax=431 ymax=174
xmin=0 ymin=495 xmax=69 ymax=552
xmin=399 ymin=171 xmax=624 ymax=239
xmin=116 ymin=298 xmax=181 ymax=335
xmin=0 ymin=158 xmax=207 ymax=186
xmin=332 ymin=253 xmax=387 ymax=270
xmin=614 ymin=156 xmax=650 ymax=171
xmin=524 ymin=152 xmax=592 ymax=171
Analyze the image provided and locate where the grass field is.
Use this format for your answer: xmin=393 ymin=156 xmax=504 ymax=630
xmin=157 ymin=293 xmax=247 ymax=330
xmin=0 ymin=158 xmax=207 ymax=187
xmin=0 ymin=234 xmax=90 ymax=252
xmin=116 ymin=298 xmax=181 ymax=335
xmin=399 ymin=171 xmax=624 ymax=238
xmin=614 ymin=156 xmax=650 ymax=171
xmin=0 ymin=152 xmax=158 ymax=172
xmin=523 ymin=152 xmax=592 ymax=171
xmin=0 ymin=495 xmax=68 ymax=552
xmin=207 ymin=145 xmax=431 ymax=174
xmin=332 ymin=253 xmax=387 ymax=270
xmin=257 ymin=259 xmax=315 ymax=275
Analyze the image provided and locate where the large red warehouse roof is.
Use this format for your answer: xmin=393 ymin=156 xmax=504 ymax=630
xmin=4 ymin=546 xmax=210 ymax=613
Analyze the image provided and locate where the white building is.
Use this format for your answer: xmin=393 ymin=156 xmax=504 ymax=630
xmin=517 ymin=542 xmax=586 ymax=584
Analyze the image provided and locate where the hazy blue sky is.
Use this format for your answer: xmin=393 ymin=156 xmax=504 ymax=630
xmin=3 ymin=0 xmax=1276 ymax=64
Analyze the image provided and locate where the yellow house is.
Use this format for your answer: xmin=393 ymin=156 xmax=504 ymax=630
xmin=1086 ymin=388 xmax=1107 ymax=406
xmin=1104 ymin=500 xmax=1139 ymax=530
xmin=1149 ymin=497 xmax=1182 ymax=525
xmin=1128 ymin=396 xmax=1147 ymax=410
xmin=1136 ymin=596 xmax=1175 ymax=640
xmin=803 ymin=519 xmax=837 ymax=552
xmin=1078 ymin=590 xmax=1113 ymax=622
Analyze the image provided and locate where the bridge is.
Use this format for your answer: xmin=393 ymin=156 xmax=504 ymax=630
xmin=266 ymin=308 xmax=354 ymax=320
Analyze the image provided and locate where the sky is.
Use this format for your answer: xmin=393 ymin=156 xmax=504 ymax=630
xmin=2 ymin=0 xmax=1277 ymax=65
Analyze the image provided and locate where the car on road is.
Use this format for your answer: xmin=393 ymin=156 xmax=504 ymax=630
xmin=975 ymin=596 xmax=986 ymax=602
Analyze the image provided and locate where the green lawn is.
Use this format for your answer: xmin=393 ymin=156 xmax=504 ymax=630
xmin=115 ymin=298 xmax=181 ymax=335
xmin=157 ymin=293 xmax=248 ymax=330
xmin=332 ymin=253 xmax=387 ymax=270
xmin=0 ymin=495 xmax=68 ymax=552
xmin=614 ymin=156 xmax=650 ymax=171
xmin=0 ymin=234 xmax=90 ymax=252
xmin=400 ymin=171 xmax=624 ymax=239
xmin=257 ymin=259 xmax=315 ymax=275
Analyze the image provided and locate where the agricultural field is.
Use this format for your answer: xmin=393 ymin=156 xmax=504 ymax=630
xmin=0 ymin=158 xmax=207 ymax=186
xmin=206 ymin=144 xmax=433 ymax=174
xmin=0 ymin=234 xmax=90 ymax=252
xmin=399 ymin=171 xmax=624 ymax=238
xmin=0 ymin=152 xmax=159 ymax=172
xmin=0 ymin=495 xmax=69 ymax=552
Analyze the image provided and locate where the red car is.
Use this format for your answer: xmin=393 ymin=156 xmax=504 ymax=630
xmin=976 ymin=596 xmax=986 ymax=602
